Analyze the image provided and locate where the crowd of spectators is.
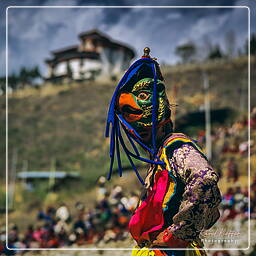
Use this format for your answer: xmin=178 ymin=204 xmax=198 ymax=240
xmin=225 ymin=174 xmax=256 ymax=223
xmin=0 ymin=179 xmax=139 ymax=254
xmin=201 ymin=108 xmax=256 ymax=256
xmin=197 ymin=107 xmax=256 ymax=181
xmin=208 ymin=109 xmax=256 ymax=221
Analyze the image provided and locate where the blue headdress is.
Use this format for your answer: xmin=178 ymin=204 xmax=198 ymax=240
xmin=105 ymin=48 xmax=166 ymax=185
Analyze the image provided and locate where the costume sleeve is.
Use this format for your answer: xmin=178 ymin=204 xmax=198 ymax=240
xmin=167 ymin=144 xmax=222 ymax=241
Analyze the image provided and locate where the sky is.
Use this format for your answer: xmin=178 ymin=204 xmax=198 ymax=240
xmin=0 ymin=0 xmax=255 ymax=77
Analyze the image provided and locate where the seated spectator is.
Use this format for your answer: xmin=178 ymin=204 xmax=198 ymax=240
xmin=220 ymin=205 xmax=237 ymax=222
xmin=32 ymin=226 xmax=44 ymax=244
xmin=127 ymin=192 xmax=139 ymax=211
xmin=56 ymin=203 xmax=70 ymax=223
xmin=45 ymin=228 xmax=59 ymax=248
xmin=250 ymin=107 xmax=256 ymax=129
xmin=24 ymin=225 xmax=34 ymax=247
xmin=222 ymin=188 xmax=235 ymax=207
xmin=226 ymin=158 xmax=239 ymax=182
xmin=8 ymin=224 xmax=19 ymax=244
xmin=54 ymin=219 xmax=69 ymax=235
xmin=97 ymin=176 xmax=107 ymax=202
xmin=73 ymin=213 xmax=87 ymax=236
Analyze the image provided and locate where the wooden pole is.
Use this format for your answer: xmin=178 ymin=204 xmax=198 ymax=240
xmin=9 ymin=148 xmax=18 ymax=209
xmin=203 ymin=72 xmax=212 ymax=160
xmin=49 ymin=158 xmax=56 ymax=190
xmin=172 ymin=83 xmax=178 ymax=131
xmin=22 ymin=159 xmax=28 ymax=188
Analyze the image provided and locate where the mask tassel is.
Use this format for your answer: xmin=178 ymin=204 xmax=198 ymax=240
xmin=115 ymin=122 xmax=122 ymax=177
xmin=122 ymin=126 xmax=140 ymax=156
xmin=107 ymin=125 xmax=116 ymax=180
xmin=117 ymin=124 xmax=145 ymax=185
xmin=119 ymin=122 xmax=164 ymax=163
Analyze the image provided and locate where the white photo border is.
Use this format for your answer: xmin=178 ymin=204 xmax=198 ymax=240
xmin=5 ymin=5 xmax=251 ymax=251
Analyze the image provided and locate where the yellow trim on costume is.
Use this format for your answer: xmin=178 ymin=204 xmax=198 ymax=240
xmin=131 ymin=244 xmax=207 ymax=256
xmin=162 ymin=133 xmax=205 ymax=156
xmin=162 ymin=175 xmax=175 ymax=209
xmin=185 ymin=241 xmax=207 ymax=256
xmin=158 ymin=133 xmax=205 ymax=211
xmin=131 ymin=246 xmax=156 ymax=256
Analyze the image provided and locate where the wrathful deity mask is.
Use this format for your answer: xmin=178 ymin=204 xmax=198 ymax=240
xmin=117 ymin=78 xmax=171 ymax=133
xmin=105 ymin=48 xmax=171 ymax=183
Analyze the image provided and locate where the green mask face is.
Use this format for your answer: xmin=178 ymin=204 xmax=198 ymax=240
xmin=117 ymin=78 xmax=171 ymax=133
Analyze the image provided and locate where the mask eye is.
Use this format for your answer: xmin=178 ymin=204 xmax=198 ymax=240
xmin=137 ymin=92 xmax=150 ymax=101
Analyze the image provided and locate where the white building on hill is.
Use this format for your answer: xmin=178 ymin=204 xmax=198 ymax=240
xmin=45 ymin=29 xmax=136 ymax=82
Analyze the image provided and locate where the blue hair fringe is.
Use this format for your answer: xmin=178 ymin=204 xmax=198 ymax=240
xmin=105 ymin=58 xmax=165 ymax=185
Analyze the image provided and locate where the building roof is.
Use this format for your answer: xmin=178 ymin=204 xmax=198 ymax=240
xmin=51 ymin=45 xmax=78 ymax=56
xmin=45 ymin=51 xmax=100 ymax=64
xmin=79 ymin=29 xmax=135 ymax=57
xmin=17 ymin=171 xmax=80 ymax=179
xmin=45 ymin=29 xmax=135 ymax=65
xmin=78 ymin=29 xmax=110 ymax=41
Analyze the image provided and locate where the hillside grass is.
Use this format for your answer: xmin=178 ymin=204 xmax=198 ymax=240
xmin=0 ymin=56 xmax=255 ymax=216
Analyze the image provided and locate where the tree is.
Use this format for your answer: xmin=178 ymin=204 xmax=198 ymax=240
xmin=20 ymin=66 xmax=42 ymax=87
xmin=30 ymin=66 xmax=41 ymax=79
xmin=0 ymin=77 xmax=5 ymax=94
xmin=8 ymin=73 xmax=19 ymax=90
xmin=245 ymin=33 xmax=256 ymax=55
xmin=175 ymin=42 xmax=197 ymax=63
xmin=19 ymin=67 xmax=29 ymax=88
xmin=0 ymin=66 xmax=42 ymax=94
xmin=29 ymin=66 xmax=42 ymax=88
xmin=207 ymin=45 xmax=224 ymax=60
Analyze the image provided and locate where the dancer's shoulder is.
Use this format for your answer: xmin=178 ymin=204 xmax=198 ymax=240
xmin=163 ymin=133 xmax=206 ymax=160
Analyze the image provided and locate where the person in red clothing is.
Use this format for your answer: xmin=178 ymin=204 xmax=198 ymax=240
xmin=226 ymin=158 xmax=239 ymax=182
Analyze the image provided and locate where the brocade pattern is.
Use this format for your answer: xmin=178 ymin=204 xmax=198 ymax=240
xmin=167 ymin=144 xmax=221 ymax=241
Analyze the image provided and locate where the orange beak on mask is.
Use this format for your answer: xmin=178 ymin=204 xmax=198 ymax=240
xmin=118 ymin=93 xmax=143 ymax=122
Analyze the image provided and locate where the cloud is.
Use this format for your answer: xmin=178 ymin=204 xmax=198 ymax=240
xmin=166 ymin=12 xmax=182 ymax=20
xmin=0 ymin=1 xmax=254 ymax=77
xmin=6 ymin=6 xmax=106 ymax=74
xmin=188 ymin=13 xmax=229 ymax=40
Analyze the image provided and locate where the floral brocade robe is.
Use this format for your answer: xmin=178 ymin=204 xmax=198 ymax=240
xmin=161 ymin=134 xmax=222 ymax=241
xmin=129 ymin=133 xmax=222 ymax=255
